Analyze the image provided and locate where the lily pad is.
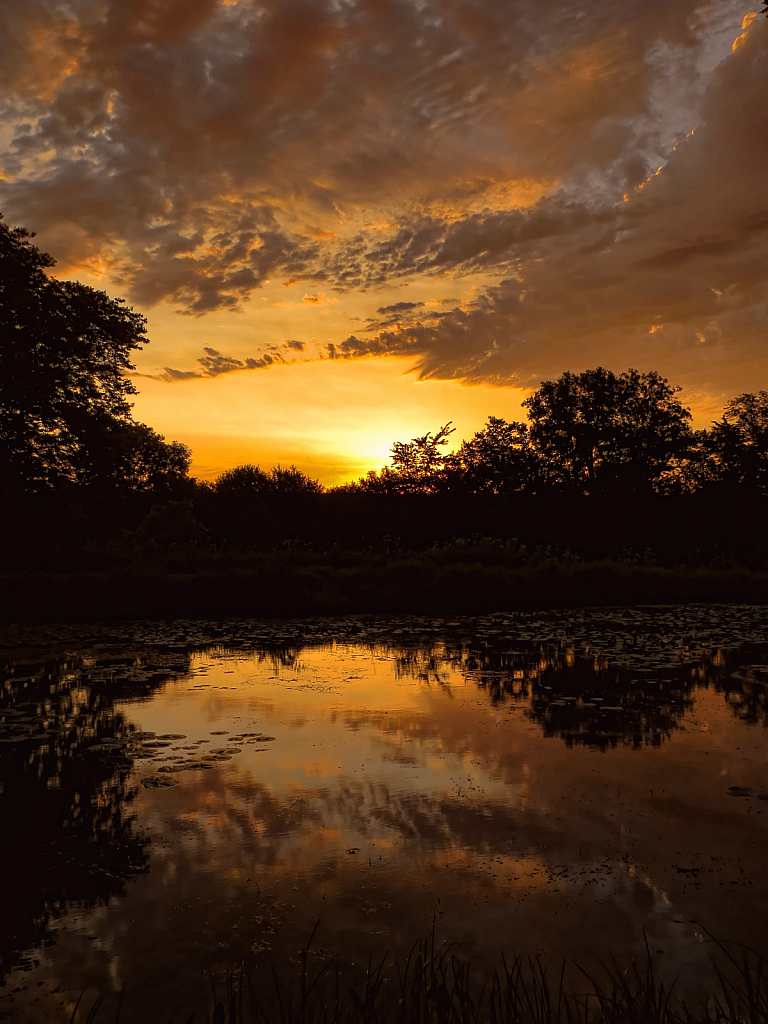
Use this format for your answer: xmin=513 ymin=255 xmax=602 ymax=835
xmin=728 ymin=785 xmax=756 ymax=798
xmin=140 ymin=775 xmax=179 ymax=789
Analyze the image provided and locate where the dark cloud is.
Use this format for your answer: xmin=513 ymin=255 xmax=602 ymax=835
xmin=316 ymin=201 xmax=620 ymax=289
xmin=361 ymin=300 xmax=455 ymax=333
xmin=155 ymin=366 xmax=202 ymax=382
xmin=1 ymin=0 xmax=765 ymax=393
xmin=0 ymin=0 xmax=750 ymax=309
xmin=376 ymin=301 xmax=424 ymax=314
xmin=197 ymin=347 xmax=250 ymax=376
xmin=153 ymin=344 xmax=300 ymax=382
xmin=323 ymin=19 xmax=768 ymax=394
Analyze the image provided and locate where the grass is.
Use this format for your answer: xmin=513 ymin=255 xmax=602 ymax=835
xmin=4 ymin=543 xmax=768 ymax=621
xmin=65 ymin=926 xmax=768 ymax=1024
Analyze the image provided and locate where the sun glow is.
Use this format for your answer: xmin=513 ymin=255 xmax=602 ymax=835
xmin=131 ymin=356 xmax=528 ymax=485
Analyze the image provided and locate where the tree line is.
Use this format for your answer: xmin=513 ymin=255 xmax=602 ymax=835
xmin=338 ymin=373 xmax=768 ymax=499
xmin=3 ymin=215 xmax=767 ymax=503
xmin=3 ymin=215 xmax=768 ymax=571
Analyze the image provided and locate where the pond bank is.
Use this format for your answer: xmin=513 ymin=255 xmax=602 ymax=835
xmin=25 ymin=935 xmax=767 ymax=1024
xmin=3 ymin=556 xmax=768 ymax=621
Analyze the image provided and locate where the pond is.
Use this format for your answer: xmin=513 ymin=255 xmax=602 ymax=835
xmin=1 ymin=606 xmax=767 ymax=1022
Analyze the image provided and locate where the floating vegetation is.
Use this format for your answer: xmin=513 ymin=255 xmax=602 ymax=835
xmin=140 ymin=775 xmax=179 ymax=789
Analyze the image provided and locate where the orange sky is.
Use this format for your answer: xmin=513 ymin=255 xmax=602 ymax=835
xmin=1 ymin=0 xmax=765 ymax=483
xmin=132 ymin=355 xmax=530 ymax=482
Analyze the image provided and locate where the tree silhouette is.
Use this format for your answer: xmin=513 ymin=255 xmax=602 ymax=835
xmin=0 ymin=217 xmax=189 ymax=492
xmin=214 ymin=464 xmax=322 ymax=498
xmin=388 ymin=423 xmax=455 ymax=493
xmin=214 ymin=464 xmax=272 ymax=494
xmin=449 ymin=416 xmax=539 ymax=494
xmin=709 ymin=391 xmax=768 ymax=493
xmin=523 ymin=368 xmax=692 ymax=493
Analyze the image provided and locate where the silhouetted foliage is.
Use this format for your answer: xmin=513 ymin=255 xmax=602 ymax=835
xmin=214 ymin=464 xmax=272 ymax=494
xmin=343 ymin=369 xmax=695 ymax=499
xmin=709 ymin=391 xmax=768 ymax=492
xmin=0 ymin=216 xmax=190 ymax=493
xmin=136 ymin=499 xmax=210 ymax=549
xmin=189 ymin=463 xmax=325 ymax=548
xmin=4 ymin=215 xmax=768 ymax=585
xmin=388 ymin=423 xmax=455 ymax=493
xmin=447 ymin=416 xmax=539 ymax=494
xmin=522 ymin=367 xmax=693 ymax=493
xmin=214 ymin=464 xmax=322 ymax=499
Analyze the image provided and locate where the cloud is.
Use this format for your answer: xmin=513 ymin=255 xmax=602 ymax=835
xmin=320 ymin=201 xmax=619 ymax=289
xmin=155 ymin=367 xmax=203 ymax=382
xmin=197 ymin=347 xmax=252 ymax=376
xmin=0 ymin=0 xmax=751 ymax=321
xmin=323 ymin=18 xmax=768 ymax=394
xmin=152 ymin=343 xmax=305 ymax=382
xmin=360 ymin=298 xmax=456 ymax=333
xmin=2 ymin=0 xmax=767 ymax=396
xmin=376 ymin=301 xmax=424 ymax=314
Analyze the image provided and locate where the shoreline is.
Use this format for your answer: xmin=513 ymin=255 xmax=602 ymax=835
xmin=4 ymin=558 xmax=768 ymax=623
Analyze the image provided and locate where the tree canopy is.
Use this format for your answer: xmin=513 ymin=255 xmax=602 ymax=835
xmin=367 ymin=367 xmax=698 ymax=497
xmin=522 ymin=368 xmax=692 ymax=492
xmin=0 ymin=217 xmax=189 ymax=492
xmin=388 ymin=423 xmax=455 ymax=494
xmin=448 ymin=416 xmax=538 ymax=494
xmin=213 ymin=464 xmax=322 ymax=498
xmin=709 ymin=391 xmax=768 ymax=492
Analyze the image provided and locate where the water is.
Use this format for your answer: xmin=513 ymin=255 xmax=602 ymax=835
xmin=1 ymin=607 xmax=768 ymax=1022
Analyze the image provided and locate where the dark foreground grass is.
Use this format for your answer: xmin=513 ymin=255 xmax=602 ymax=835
xmin=66 ymin=929 xmax=768 ymax=1024
xmin=5 ymin=544 xmax=768 ymax=622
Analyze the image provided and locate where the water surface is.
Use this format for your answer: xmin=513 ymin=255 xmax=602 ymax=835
xmin=1 ymin=607 xmax=767 ymax=1021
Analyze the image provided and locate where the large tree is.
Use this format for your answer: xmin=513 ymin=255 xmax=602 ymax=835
xmin=387 ymin=423 xmax=455 ymax=494
xmin=708 ymin=391 xmax=768 ymax=493
xmin=522 ymin=368 xmax=693 ymax=492
xmin=213 ymin=464 xmax=322 ymax=498
xmin=0 ymin=217 xmax=189 ymax=491
xmin=449 ymin=416 xmax=539 ymax=494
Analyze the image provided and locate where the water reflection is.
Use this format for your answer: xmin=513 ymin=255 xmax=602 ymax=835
xmin=390 ymin=628 xmax=768 ymax=749
xmin=0 ymin=649 xmax=190 ymax=976
xmin=1 ymin=607 xmax=768 ymax=1020
xmin=394 ymin=645 xmax=697 ymax=748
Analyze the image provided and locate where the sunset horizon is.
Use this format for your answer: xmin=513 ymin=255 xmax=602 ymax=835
xmin=3 ymin=0 xmax=766 ymax=484
xmin=0 ymin=219 xmax=750 ymax=486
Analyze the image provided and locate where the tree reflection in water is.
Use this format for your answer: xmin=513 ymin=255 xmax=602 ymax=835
xmin=0 ymin=648 xmax=190 ymax=978
xmin=390 ymin=633 xmax=768 ymax=749
xmin=1 ymin=607 xmax=768 ymax=986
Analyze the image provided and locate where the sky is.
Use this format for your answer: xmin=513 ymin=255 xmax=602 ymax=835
xmin=1 ymin=0 xmax=766 ymax=483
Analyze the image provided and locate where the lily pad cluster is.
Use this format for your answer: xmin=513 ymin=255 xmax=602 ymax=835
xmin=136 ymin=730 xmax=276 ymax=788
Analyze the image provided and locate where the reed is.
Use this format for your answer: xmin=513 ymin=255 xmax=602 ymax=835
xmin=69 ymin=927 xmax=768 ymax=1024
